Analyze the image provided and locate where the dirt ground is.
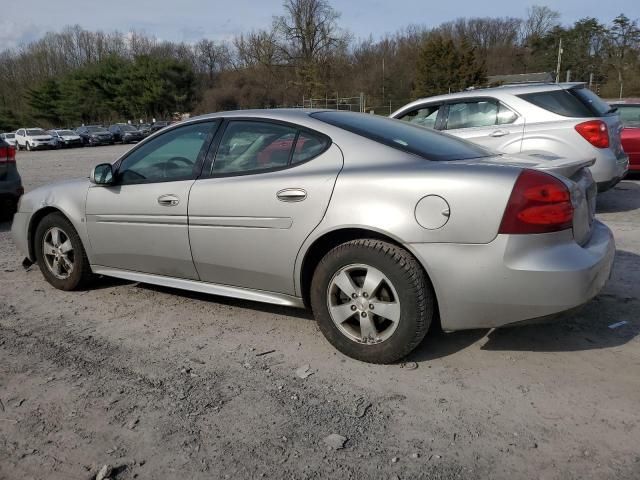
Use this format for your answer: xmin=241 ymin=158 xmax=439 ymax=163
xmin=1 ymin=145 xmax=639 ymax=480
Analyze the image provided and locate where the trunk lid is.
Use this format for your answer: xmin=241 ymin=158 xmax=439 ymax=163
xmin=462 ymin=151 xmax=597 ymax=245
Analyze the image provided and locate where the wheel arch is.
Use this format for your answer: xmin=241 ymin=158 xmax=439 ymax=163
xmin=27 ymin=207 xmax=69 ymax=260
xmin=297 ymin=227 xmax=439 ymax=318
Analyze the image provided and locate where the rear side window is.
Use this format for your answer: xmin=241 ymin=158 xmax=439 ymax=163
xmin=211 ymin=121 xmax=329 ymax=175
xmin=292 ymin=131 xmax=330 ymax=164
xmin=444 ymin=100 xmax=517 ymax=130
xmin=518 ymin=88 xmax=611 ymax=118
xmin=312 ymin=111 xmax=492 ymax=161
xmin=446 ymin=100 xmax=498 ymax=129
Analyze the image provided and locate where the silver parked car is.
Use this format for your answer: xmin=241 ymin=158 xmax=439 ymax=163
xmin=391 ymin=83 xmax=629 ymax=191
xmin=11 ymin=110 xmax=615 ymax=363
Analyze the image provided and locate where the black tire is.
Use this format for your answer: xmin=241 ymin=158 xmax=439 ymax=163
xmin=34 ymin=212 xmax=94 ymax=291
xmin=310 ymin=239 xmax=434 ymax=364
xmin=0 ymin=197 xmax=17 ymax=222
xmin=25 ymin=142 xmax=31 ymax=151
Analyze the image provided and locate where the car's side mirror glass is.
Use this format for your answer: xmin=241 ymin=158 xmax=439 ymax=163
xmin=90 ymin=163 xmax=114 ymax=185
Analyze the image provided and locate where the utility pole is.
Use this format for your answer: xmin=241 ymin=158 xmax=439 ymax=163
xmin=382 ymin=57 xmax=385 ymax=103
xmin=555 ymin=38 xmax=563 ymax=83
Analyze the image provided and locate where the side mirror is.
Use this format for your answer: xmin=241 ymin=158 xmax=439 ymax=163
xmin=90 ymin=163 xmax=114 ymax=185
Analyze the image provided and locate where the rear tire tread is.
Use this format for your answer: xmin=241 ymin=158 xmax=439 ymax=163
xmin=311 ymin=239 xmax=432 ymax=364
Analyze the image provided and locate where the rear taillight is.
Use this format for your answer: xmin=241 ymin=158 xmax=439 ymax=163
xmin=575 ymin=120 xmax=609 ymax=148
xmin=499 ymin=169 xmax=573 ymax=235
xmin=0 ymin=145 xmax=16 ymax=163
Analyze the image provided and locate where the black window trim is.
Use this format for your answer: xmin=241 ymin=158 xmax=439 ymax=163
xmin=442 ymin=96 xmax=520 ymax=131
xmin=110 ymin=118 xmax=222 ymax=186
xmin=199 ymin=117 xmax=332 ymax=179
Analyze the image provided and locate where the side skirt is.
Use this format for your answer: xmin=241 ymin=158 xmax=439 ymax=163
xmin=92 ymin=266 xmax=306 ymax=308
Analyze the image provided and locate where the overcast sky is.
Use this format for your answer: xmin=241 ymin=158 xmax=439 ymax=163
xmin=1 ymin=0 xmax=638 ymax=51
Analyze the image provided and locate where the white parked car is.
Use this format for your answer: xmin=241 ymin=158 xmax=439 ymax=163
xmin=391 ymin=83 xmax=629 ymax=192
xmin=0 ymin=132 xmax=17 ymax=147
xmin=14 ymin=128 xmax=56 ymax=151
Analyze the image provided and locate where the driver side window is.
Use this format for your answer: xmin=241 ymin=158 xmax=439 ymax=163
xmin=117 ymin=121 xmax=218 ymax=185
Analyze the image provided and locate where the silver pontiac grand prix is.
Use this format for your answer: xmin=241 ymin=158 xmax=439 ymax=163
xmin=11 ymin=110 xmax=615 ymax=363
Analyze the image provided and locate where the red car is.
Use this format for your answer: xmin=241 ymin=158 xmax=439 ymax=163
xmin=612 ymin=102 xmax=640 ymax=173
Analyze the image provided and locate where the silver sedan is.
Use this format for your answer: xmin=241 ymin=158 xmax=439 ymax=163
xmin=11 ymin=110 xmax=615 ymax=363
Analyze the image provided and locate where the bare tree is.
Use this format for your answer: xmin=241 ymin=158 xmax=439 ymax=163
xmin=522 ymin=5 xmax=560 ymax=42
xmin=195 ymin=39 xmax=232 ymax=81
xmin=273 ymin=0 xmax=349 ymax=95
xmin=607 ymin=14 xmax=640 ymax=98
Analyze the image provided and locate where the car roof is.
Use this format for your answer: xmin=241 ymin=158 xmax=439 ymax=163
xmin=190 ymin=108 xmax=322 ymax=123
xmin=407 ymin=82 xmax=586 ymax=104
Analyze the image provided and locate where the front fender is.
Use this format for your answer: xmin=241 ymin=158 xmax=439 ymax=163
xmin=15 ymin=178 xmax=92 ymax=263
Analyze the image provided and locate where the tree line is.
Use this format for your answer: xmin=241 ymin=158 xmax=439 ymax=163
xmin=0 ymin=1 xmax=638 ymax=131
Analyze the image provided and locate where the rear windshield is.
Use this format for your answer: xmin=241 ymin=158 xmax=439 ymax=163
xmin=518 ymin=87 xmax=613 ymax=118
xmin=311 ymin=111 xmax=492 ymax=161
xmin=615 ymin=105 xmax=640 ymax=127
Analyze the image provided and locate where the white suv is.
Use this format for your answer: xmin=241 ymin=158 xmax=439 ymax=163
xmin=14 ymin=128 xmax=56 ymax=151
xmin=391 ymin=83 xmax=629 ymax=191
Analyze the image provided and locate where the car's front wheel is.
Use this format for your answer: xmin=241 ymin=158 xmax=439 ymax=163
xmin=310 ymin=239 xmax=434 ymax=364
xmin=34 ymin=212 xmax=94 ymax=291
xmin=25 ymin=142 xmax=31 ymax=151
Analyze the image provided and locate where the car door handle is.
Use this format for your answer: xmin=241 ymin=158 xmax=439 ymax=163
xmin=276 ymin=188 xmax=307 ymax=202
xmin=489 ymin=129 xmax=509 ymax=137
xmin=158 ymin=194 xmax=180 ymax=206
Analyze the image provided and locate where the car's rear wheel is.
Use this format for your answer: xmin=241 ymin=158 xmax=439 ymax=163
xmin=34 ymin=212 xmax=94 ymax=291
xmin=310 ymin=239 xmax=433 ymax=364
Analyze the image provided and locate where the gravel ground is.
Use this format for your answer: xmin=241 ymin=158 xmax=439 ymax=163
xmin=1 ymin=145 xmax=639 ymax=480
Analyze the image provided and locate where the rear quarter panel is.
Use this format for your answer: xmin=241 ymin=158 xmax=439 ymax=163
xmin=294 ymin=136 xmax=520 ymax=292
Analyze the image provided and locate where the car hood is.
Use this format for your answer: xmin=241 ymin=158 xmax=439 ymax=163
xmin=18 ymin=177 xmax=90 ymax=213
xmin=29 ymin=135 xmax=53 ymax=141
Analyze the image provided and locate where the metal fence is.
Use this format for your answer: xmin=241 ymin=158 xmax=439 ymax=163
xmin=277 ymin=93 xmax=413 ymax=116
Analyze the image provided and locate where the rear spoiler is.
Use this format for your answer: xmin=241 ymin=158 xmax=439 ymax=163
xmin=520 ymin=151 xmax=595 ymax=178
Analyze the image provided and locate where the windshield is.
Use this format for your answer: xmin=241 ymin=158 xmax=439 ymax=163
xmin=120 ymin=124 xmax=138 ymax=131
xmin=58 ymin=130 xmax=76 ymax=136
xmin=3 ymin=133 xmax=15 ymax=138
xmin=312 ymin=111 xmax=492 ymax=161
xmin=86 ymin=126 xmax=109 ymax=133
xmin=27 ymin=128 xmax=47 ymax=135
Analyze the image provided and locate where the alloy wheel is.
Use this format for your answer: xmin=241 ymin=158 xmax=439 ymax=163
xmin=42 ymin=227 xmax=74 ymax=279
xmin=326 ymin=263 xmax=401 ymax=344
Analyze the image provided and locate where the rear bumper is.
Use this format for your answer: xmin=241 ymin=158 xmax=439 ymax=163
xmin=597 ymin=176 xmax=623 ymax=192
xmin=409 ymin=221 xmax=615 ymax=331
xmin=591 ymin=151 xmax=628 ymax=190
